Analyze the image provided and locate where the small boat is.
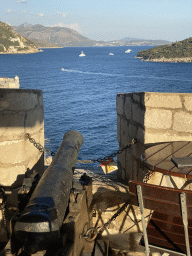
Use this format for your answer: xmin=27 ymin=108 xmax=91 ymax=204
xmin=61 ymin=68 xmax=65 ymax=71
xmin=125 ymin=49 xmax=132 ymax=53
xmin=79 ymin=51 xmax=85 ymax=57
xmin=109 ymin=53 xmax=114 ymax=55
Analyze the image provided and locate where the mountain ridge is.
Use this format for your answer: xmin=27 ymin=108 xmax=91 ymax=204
xmin=13 ymin=23 xmax=171 ymax=48
xmin=13 ymin=24 xmax=98 ymax=47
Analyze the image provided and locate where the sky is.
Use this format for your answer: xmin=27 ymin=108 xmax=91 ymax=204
xmin=0 ymin=0 xmax=191 ymax=42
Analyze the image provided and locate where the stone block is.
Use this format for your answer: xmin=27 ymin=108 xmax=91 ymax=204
xmin=38 ymin=94 xmax=44 ymax=107
xmin=124 ymin=96 xmax=132 ymax=120
xmin=0 ymin=139 xmax=39 ymax=165
xmin=144 ymin=131 xmax=192 ymax=144
xmin=145 ymin=109 xmax=172 ymax=129
xmin=132 ymin=142 xmax=145 ymax=160
xmin=137 ymin=127 xmax=144 ymax=144
xmin=132 ymin=103 xmax=144 ymax=124
xmin=117 ymin=115 xmax=121 ymax=143
xmin=0 ymin=92 xmax=39 ymax=111
xmin=125 ymin=153 xmax=133 ymax=181
xmin=27 ymin=153 xmax=44 ymax=176
xmin=133 ymin=94 xmax=140 ymax=103
xmin=0 ymin=165 xmax=26 ymax=186
xmin=184 ymin=96 xmax=192 ymax=111
xmin=132 ymin=159 xmax=138 ymax=180
xmin=25 ymin=108 xmax=44 ymax=133
xmin=173 ymin=111 xmax=192 ymax=133
xmin=121 ymin=169 xmax=126 ymax=181
xmin=117 ymin=151 xmax=126 ymax=170
xmin=144 ymin=93 xmax=182 ymax=108
xmin=120 ymin=118 xmax=129 ymax=146
xmin=116 ymin=94 xmax=124 ymax=115
xmin=129 ymin=123 xmax=138 ymax=141
xmin=0 ymin=112 xmax=25 ymax=141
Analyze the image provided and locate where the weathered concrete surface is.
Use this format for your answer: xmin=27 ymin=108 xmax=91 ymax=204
xmin=0 ymin=89 xmax=44 ymax=186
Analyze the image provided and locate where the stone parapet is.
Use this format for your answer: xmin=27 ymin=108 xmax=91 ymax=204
xmin=0 ymin=89 xmax=44 ymax=186
xmin=116 ymin=92 xmax=192 ymax=183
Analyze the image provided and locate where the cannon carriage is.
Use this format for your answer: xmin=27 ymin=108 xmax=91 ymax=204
xmin=0 ymin=131 xmax=96 ymax=256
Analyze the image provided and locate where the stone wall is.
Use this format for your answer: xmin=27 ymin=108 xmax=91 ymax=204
xmin=116 ymin=92 xmax=192 ymax=184
xmin=0 ymin=89 xmax=44 ymax=186
xmin=0 ymin=76 xmax=20 ymax=89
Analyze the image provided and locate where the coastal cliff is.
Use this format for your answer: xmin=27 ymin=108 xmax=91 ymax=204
xmin=0 ymin=21 xmax=39 ymax=54
xmin=137 ymin=37 xmax=192 ymax=62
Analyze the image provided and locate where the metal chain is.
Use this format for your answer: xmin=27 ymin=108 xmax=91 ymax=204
xmin=83 ymin=199 xmax=130 ymax=242
xmin=90 ymin=138 xmax=137 ymax=164
xmin=26 ymin=133 xmax=154 ymax=182
xmin=26 ymin=133 xmax=55 ymax=156
xmin=98 ymin=199 xmax=130 ymax=233
xmin=26 ymin=133 xmax=137 ymax=163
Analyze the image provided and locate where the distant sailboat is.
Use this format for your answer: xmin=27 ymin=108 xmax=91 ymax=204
xmin=79 ymin=51 xmax=86 ymax=57
xmin=109 ymin=53 xmax=114 ymax=55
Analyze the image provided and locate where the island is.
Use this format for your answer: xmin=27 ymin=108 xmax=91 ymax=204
xmin=136 ymin=37 xmax=192 ymax=63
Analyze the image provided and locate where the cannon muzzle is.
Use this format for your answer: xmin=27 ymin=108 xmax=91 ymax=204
xmin=13 ymin=130 xmax=84 ymax=254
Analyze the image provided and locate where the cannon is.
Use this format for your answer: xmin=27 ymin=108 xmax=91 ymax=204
xmin=0 ymin=130 xmax=94 ymax=255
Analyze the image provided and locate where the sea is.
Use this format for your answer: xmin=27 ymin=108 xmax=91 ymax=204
xmin=1 ymin=46 xmax=192 ymax=171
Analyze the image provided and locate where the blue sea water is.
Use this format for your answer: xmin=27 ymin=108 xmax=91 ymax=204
xmin=1 ymin=46 xmax=192 ymax=168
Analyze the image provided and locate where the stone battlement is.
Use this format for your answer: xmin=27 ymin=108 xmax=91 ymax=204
xmin=0 ymin=89 xmax=44 ymax=186
xmin=116 ymin=92 xmax=192 ymax=183
xmin=0 ymin=76 xmax=20 ymax=88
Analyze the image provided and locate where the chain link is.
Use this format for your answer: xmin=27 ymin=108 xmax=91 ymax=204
xmin=26 ymin=133 xmax=55 ymax=156
xmin=89 ymin=138 xmax=137 ymax=164
xmin=26 ymin=133 xmax=137 ymax=164
xmin=26 ymin=133 xmax=154 ymax=182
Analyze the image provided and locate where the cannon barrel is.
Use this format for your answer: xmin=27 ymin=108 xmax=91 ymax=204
xmin=14 ymin=130 xmax=84 ymax=254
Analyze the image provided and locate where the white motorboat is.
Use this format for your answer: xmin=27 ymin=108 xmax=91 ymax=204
xmin=109 ymin=53 xmax=114 ymax=55
xmin=79 ymin=51 xmax=86 ymax=57
xmin=125 ymin=49 xmax=132 ymax=53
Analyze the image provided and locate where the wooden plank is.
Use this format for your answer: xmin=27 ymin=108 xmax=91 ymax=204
xmin=148 ymin=218 xmax=185 ymax=236
xmin=152 ymin=211 xmax=192 ymax=227
xmin=143 ymin=143 xmax=172 ymax=161
xmin=186 ymin=170 xmax=192 ymax=179
xmin=146 ymin=224 xmax=192 ymax=246
xmin=130 ymin=193 xmax=192 ymax=218
xmin=129 ymin=181 xmax=192 ymax=217
xmin=129 ymin=181 xmax=192 ymax=253
xmin=129 ymin=181 xmax=192 ymax=205
xmin=140 ymin=236 xmax=189 ymax=254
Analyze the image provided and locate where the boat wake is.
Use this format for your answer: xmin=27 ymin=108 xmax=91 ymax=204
xmin=61 ymin=68 xmax=123 ymax=77
xmin=61 ymin=68 xmax=191 ymax=82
